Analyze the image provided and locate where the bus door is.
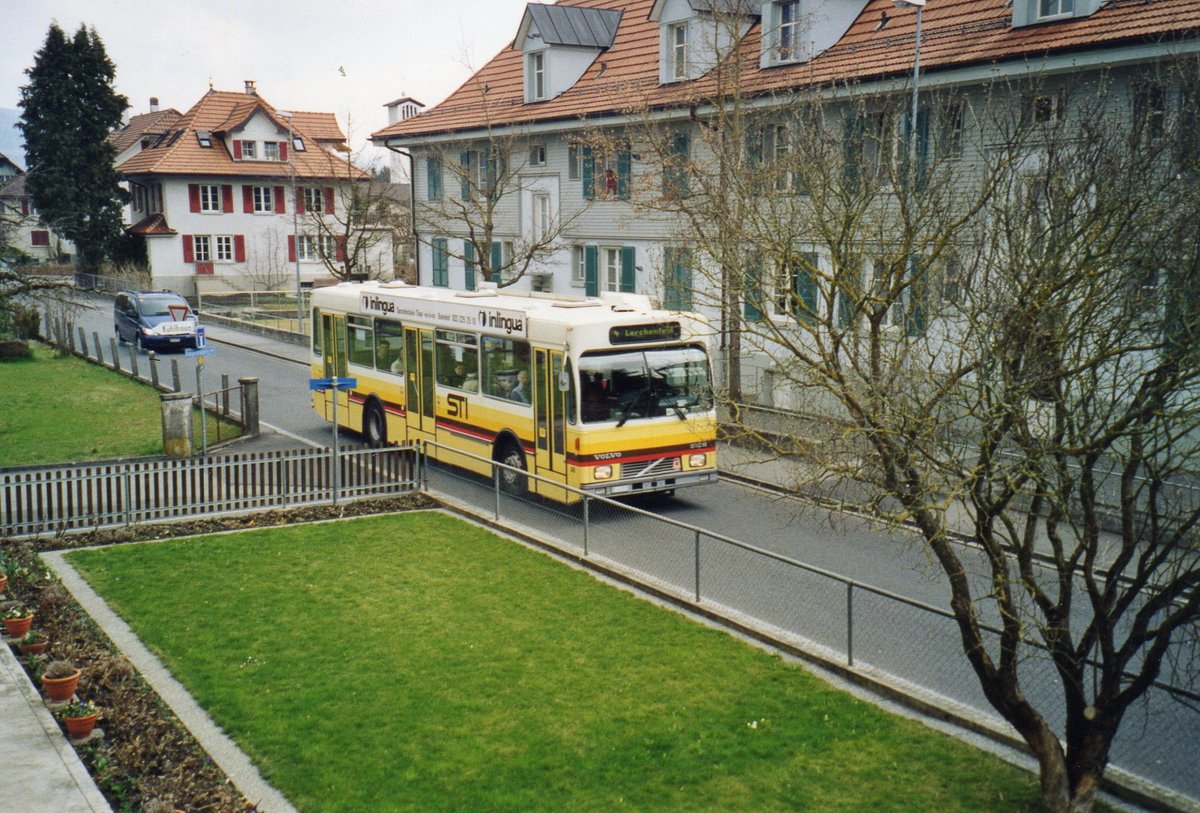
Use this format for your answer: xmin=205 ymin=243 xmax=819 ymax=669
xmin=404 ymin=327 xmax=436 ymax=438
xmin=534 ymin=348 xmax=567 ymax=478
xmin=320 ymin=312 xmax=349 ymax=424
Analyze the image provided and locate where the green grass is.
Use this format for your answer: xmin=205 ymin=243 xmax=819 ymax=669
xmin=0 ymin=345 xmax=240 ymax=467
xmin=68 ymin=512 xmax=1041 ymax=813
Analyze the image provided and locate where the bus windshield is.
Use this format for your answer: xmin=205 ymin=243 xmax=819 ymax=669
xmin=578 ymin=345 xmax=712 ymax=425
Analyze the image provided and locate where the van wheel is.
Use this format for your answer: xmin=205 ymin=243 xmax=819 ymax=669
xmin=496 ymin=441 xmax=527 ymax=496
xmin=115 ymin=324 xmax=125 ymax=344
xmin=364 ymin=403 xmax=387 ymax=447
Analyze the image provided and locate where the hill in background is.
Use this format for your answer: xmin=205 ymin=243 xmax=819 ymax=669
xmin=0 ymin=108 xmax=26 ymax=169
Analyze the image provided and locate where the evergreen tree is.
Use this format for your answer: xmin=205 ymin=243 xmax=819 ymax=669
xmin=18 ymin=24 xmax=128 ymax=275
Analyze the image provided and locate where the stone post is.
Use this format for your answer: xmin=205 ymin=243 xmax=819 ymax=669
xmin=239 ymin=377 xmax=260 ymax=437
xmin=161 ymin=392 xmax=194 ymax=458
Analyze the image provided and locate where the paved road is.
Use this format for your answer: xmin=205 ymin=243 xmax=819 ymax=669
xmin=52 ymin=291 xmax=1200 ymax=807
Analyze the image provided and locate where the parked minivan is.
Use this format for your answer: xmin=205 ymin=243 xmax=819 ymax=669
xmin=113 ymin=291 xmax=199 ymax=352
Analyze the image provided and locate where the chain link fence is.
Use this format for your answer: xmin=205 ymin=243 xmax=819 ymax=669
xmin=423 ymin=440 xmax=1200 ymax=808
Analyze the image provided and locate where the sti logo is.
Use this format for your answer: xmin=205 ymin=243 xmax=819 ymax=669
xmin=480 ymin=309 xmax=524 ymax=335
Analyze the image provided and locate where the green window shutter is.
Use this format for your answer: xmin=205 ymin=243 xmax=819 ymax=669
xmin=743 ymin=255 xmax=763 ymax=321
xmin=487 ymin=151 xmax=501 ymax=201
xmin=916 ymin=107 xmax=930 ymax=190
xmin=664 ymin=248 xmax=692 ymax=310
xmin=795 ymin=253 xmax=818 ymax=323
xmin=905 ymin=255 xmax=927 ymax=337
xmin=663 ymin=248 xmax=679 ymax=310
xmin=617 ymin=147 xmax=631 ymax=201
xmin=619 ymin=246 xmax=636 ymax=292
xmin=432 ymin=238 xmax=449 ymax=287
xmin=490 ymin=241 xmax=503 ymax=281
xmin=836 ymin=262 xmax=858 ymax=329
xmin=459 ymin=151 xmax=472 ymax=199
xmin=664 ymin=131 xmax=690 ymax=197
xmin=581 ymin=146 xmax=595 ymax=200
xmin=427 ymin=156 xmax=442 ymax=200
xmin=843 ymin=114 xmax=864 ymax=192
xmin=584 ymin=245 xmax=599 ymax=296
xmin=745 ymin=124 xmax=764 ymax=193
xmin=463 ymin=241 xmax=476 ymax=291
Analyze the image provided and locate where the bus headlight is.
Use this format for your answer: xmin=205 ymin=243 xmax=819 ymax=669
xmin=688 ymin=453 xmax=708 ymax=468
xmin=594 ymin=465 xmax=614 ymax=480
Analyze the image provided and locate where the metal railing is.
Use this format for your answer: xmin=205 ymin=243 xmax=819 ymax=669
xmin=196 ymin=289 xmax=312 ymax=338
xmin=0 ymin=445 xmax=421 ymax=537
xmin=422 ymin=439 xmax=1200 ymax=808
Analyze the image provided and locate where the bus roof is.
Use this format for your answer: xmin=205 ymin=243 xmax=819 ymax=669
xmin=311 ymin=280 xmax=713 ymax=348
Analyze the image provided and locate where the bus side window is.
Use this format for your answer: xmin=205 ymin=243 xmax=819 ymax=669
xmin=374 ymin=318 xmax=404 ymax=374
xmin=311 ymin=310 xmax=323 ymax=358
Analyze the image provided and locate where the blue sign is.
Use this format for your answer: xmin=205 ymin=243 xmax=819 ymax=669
xmin=185 ymin=346 xmax=215 ymax=358
xmin=195 ymin=326 xmax=206 ymax=349
xmin=309 ymin=377 xmax=358 ymax=391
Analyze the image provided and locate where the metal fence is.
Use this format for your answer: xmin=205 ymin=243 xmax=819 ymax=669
xmin=422 ymin=440 xmax=1200 ymax=809
xmin=0 ymin=445 xmax=420 ymax=537
xmin=196 ymin=289 xmax=311 ymax=338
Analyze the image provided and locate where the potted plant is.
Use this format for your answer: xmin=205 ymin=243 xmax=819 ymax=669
xmin=17 ymin=629 xmax=48 ymax=655
xmin=41 ymin=659 xmax=81 ymax=702
xmin=3 ymin=602 xmax=33 ymax=638
xmin=58 ymin=698 xmax=100 ymax=740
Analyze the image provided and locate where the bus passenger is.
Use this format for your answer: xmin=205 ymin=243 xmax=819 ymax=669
xmin=582 ymin=372 xmax=609 ymax=421
xmin=509 ymin=369 xmax=530 ymax=403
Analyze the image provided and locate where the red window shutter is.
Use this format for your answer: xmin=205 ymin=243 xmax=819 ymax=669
xmin=288 ymin=234 xmax=296 ymax=262
xmin=336 ymin=236 xmax=346 ymax=262
xmin=188 ymin=184 xmax=200 ymax=212
xmin=324 ymin=187 xmax=335 ymax=213
xmin=274 ymin=186 xmax=286 ymax=214
xmin=221 ymin=185 xmax=234 ymax=213
xmin=21 ymin=199 xmax=29 ymax=216
xmin=233 ymin=140 xmax=242 ymax=160
xmin=182 ymin=235 xmax=194 ymax=263
xmin=234 ymin=235 xmax=246 ymax=263
xmin=243 ymin=185 xmax=254 ymax=213
xmin=279 ymin=141 xmax=288 ymax=162
xmin=296 ymin=188 xmax=306 ymax=215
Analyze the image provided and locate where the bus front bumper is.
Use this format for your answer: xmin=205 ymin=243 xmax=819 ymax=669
xmin=581 ymin=470 xmax=719 ymax=497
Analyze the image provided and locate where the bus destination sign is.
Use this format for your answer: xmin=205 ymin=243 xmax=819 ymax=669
xmin=609 ymin=322 xmax=682 ymax=345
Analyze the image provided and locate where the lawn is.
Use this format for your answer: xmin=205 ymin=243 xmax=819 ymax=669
xmin=67 ymin=512 xmax=1042 ymax=813
xmin=0 ymin=344 xmax=238 ymax=466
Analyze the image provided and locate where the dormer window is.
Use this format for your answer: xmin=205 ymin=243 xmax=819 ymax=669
xmin=238 ymin=140 xmax=256 ymax=160
xmin=196 ymin=130 xmax=213 ymax=148
xmin=528 ymin=51 xmax=547 ymax=101
xmin=777 ymin=1 xmax=801 ymax=61
xmin=292 ymin=135 xmax=306 ymax=152
xmin=264 ymin=141 xmax=280 ymax=161
xmin=1039 ymin=0 xmax=1073 ymax=18
xmin=669 ymin=23 xmax=689 ymax=81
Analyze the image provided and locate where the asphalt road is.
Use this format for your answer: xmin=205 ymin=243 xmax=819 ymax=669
xmin=52 ymin=291 xmax=1200 ymax=806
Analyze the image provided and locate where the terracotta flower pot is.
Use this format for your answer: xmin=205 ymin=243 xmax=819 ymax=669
xmin=63 ymin=711 xmax=99 ymax=740
xmin=3 ymin=615 xmax=33 ymax=639
xmin=42 ymin=669 xmax=81 ymax=702
xmin=19 ymin=638 xmax=48 ymax=656
xmin=0 ymin=573 xmax=8 ymax=593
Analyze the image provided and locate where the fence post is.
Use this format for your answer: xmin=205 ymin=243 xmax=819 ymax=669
xmin=846 ymin=583 xmax=855 ymax=667
xmin=130 ymin=344 xmax=140 ymax=379
xmin=171 ymin=359 xmax=181 ymax=392
xmin=221 ymin=373 xmax=230 ymax=416
xmin=77 ymin=327 xmax=87 ymax=357
xmin=238 ymin=378 xmax=260 ymax=436
xmin=109 ymin=338 xmax=120 ymax=371
xmin=160 ymin=392 xmax=194 ymax=458
xmin=149 ymin=351 xmax=160 ymax=389
xmin=694 ymin=530 xmax=702 ymax=603
xmin=582 ymin=495 xmax=590 ymax=557
xmin=91 ymin=331 xmax=102 ymax=364
xmin=493 ymin=465 xmax=501 ymax=520
xmin=123 ymin=469 xmax=132 ymax=526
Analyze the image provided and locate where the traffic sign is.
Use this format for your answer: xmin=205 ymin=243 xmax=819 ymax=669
xmin=309 ymin=376 xmax=358 ymax=391
xmin=185 ymin=346 xmax=214 ymax=358
xmin=195 ymin=326 xmax=206 ymax=349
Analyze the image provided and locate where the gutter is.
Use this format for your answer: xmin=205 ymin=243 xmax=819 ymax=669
xmin=382 ymin=141 xmax=420 ymax=285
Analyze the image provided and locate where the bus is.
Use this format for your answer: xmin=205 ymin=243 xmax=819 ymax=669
xmin=309 ymin=280 xmax=718 ymax=502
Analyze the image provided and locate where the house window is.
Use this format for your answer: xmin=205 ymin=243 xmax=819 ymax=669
xmin=292 ymin=136 xmax=306 ymax=152
xmin=264 ymin=141 xmax=280 ymax=161
xmin=193 ymin=235 xmax=212 ymax=263
xmin=937 ymin=100 xmax=964 ymax=159
xmin=196 ymin=130 xmax=213 ymax=148
xmin=529 ymin=144 xmax=547 ymax=167
xmin=252 ymin=186 xmax=274 ymax=213
xmin=199 ymin=184 xmax=221 ymax=213
xmin=662 ymin=247 xmax=693 ymax=311
xmin=427 ymin=155 xmax=443 ymax=201
xmin=583 ymin=144 xmax=631 ymax=201
xmin=772 ymin=124 xmax=794 ymax=192
xmin=460 ymin=149 xmax=505 ymax=201
xmin=602 ymin=247 xmax=622 ymax=292
xmin=239 ymin=140 xmax=257 ymax=160
xmin=663 ymin=130 xmax=690 ymax=198
xmin=149 ymin=184 xmax=164 ymax=214
xmin=568 ymin=146 xmax=580 ymax=180
xmin=1038 ymin=0 xmax=1074 ymax=17
xmin=432 ymin=238 xmax=449 ymax=287
xmin=132 ymin=185 xmax=145 ymax=213
xmin=1021 ymin=91 xmax=1065 ymax=126
xmin=215 ymin=235 xmax=234 ymax=262
xmin=528 ymin=51 xmax=546 ymax=101
xmin=491 ymin=241 xmax=517 ymax=283
xmin=669 ymin=22 xmax=689 ymax=81
xmin=777 ymin=1 xmax=801 ymax=61
xmin=30 ymin=230 xmax=50 ymax=247
xmin=297 ymin=235 xmax=336 ymax=261
xmin=304 ymin=187 xmax=325 ymax=213
xmin=1133 ymin=82 xmax=1166 ymax=142
xmin=773 ymin=252 xmax=819 ymax=322
xmin=572 ymin=245 xmax=586 ymax=287
xmin=531 ymin=192 xmax=552 ymax=243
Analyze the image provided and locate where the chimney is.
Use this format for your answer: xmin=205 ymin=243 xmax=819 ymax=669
xmin=149 ymin=97 xmax=159 ymax=112
xmin=244 ymin=80 xmax=257 ymax=95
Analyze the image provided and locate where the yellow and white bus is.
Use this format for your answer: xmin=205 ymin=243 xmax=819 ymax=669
xmin=309 ymin=280 xmax=718 ymax=502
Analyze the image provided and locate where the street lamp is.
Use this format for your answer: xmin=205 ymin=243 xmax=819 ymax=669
xmin=894 ymin=0 xmax=926 ymax=175
xmin=277 ymin=110 xmax=304 ymax=330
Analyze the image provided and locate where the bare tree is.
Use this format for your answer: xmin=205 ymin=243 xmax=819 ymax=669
xmin=632 ymin=50 xmax=1200 ymax=813
xmin=242 ymin=228 xmax=292 ymax=291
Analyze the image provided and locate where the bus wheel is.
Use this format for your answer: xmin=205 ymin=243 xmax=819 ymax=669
xmin=496 ymin=441 xmax=527 ymax=496
xmin=364 ymin=403 xmax=387 ymax=447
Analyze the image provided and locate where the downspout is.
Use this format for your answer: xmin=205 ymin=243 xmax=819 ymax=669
xmin=383 ymin=139 xmax=420 ymax=284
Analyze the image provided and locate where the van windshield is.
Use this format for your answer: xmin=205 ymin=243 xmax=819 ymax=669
xmin=578 ymin=345 xmax=712 ymax=425
xmin=138 ymin=295 xmax=188 ymax=317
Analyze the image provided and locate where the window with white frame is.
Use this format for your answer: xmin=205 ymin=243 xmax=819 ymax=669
xmin=568 ymin=145 xmax=580 ymax=180
xmin=531 ymin=192 xmax=552 ymax=243
xmin=773 ymin=252 xmax=819 ymax=321
xmin=263 ymin=141 xmax=280 ymax=161
xmin=668 ymin=22 xmax=689 ymax=81
xmin=252 ymin=186 xmax=274 ymax=213
xmin=1038 ymin=0 xmax=1074 ymax=18
xmin=602 ymin=246 xmax=621 ymax=292
xmin=772 ymin=123 xmax=794 ymax=192
xmin=529 ymin=144 xmax=547 ymax=167
xmin=198 ymin=184 xmax=221 ymax=213
xmin=937 ymin=100 xmax=964 ymax=159
xmin=1021 ymin=91 xmax=1066 ymax=126
xmin=777 ymin=1 xmax=801 ymax=61
xmin=239 ymin=140 xmax=257 ymax=159
xmin=1133 ymin=81 xmax=1167 ymax=143
xmin=572 ymin=245 xmax=586 ymax=287
xmin=215 ymin=235 xmax=234 ymax=262
xmin=193 ymin=235 xmax=212 ymax=263
xmin=528 ymin=51 xmax=546 ymax=101
xmin=149 ymin=184 xmax=163 ymax=214
xmin=298 ymin=235 xmax=335 ymax=261
xmin=304 ymin=187 xmax=325 ymax=213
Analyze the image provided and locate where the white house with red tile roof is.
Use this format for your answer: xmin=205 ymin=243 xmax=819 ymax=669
xmin=0 ymin=171 xmax=75 ymax=265
xmin=371 ymin=0 xmax=1200 ymax=319
xmin=117 ymin=83 xmax=392 ymax=297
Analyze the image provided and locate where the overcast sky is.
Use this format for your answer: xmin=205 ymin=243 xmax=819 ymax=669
xmin=4 ymin=0 xmax=532 ymax=166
